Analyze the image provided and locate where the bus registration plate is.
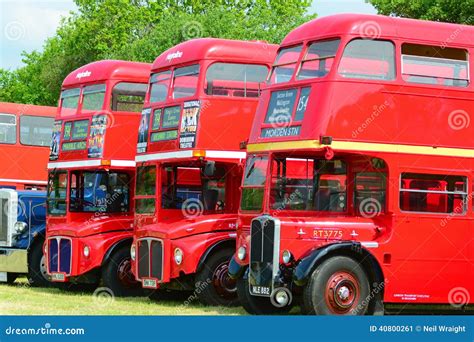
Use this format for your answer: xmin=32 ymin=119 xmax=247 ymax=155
xmin=51 ymin=273 xmax=65 ymax=282
xmin=142 ymin=279 xmax=158 ymax=289
xmin=250 ymin=285 xmax=271 ymax=296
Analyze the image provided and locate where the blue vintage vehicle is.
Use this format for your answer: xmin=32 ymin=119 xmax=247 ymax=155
xmin=0 ymin=188 xmax=50 ymax=286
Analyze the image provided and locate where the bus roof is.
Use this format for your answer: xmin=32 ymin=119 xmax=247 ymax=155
xmin=152 ymin=38 xmax=278 ymax=71
xmin=62 ymin=60 xmax=151 ymax=88
xmin=282 ymin=14 xmax=474 ymax=47
xmin=0 ymin=102 xmax=56 ymax=117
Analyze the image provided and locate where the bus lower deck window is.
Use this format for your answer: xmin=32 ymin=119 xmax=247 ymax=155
xmin=400 ymin=173 xmax=468 ymax=214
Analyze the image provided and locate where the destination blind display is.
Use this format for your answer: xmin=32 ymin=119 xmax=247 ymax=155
xmin=61 ymin=119 xmax=89 ymax=152
xmin=162 ymin=106 xmax=180 ymax=128
xmin=264 ymin=89 xmax=297 ymax=124
xmin=151 ymin=130 xmax=178 ymax=142
xmin=62 ymin=141 xmax=87 ymax=151
xmin=151 ymin=109 xmax=161 ymax=130
xmin=71 ymin=120 xmax=89 ymax=140
xmin=148 ymin=106 xmax=180 ymax=143
xmin=261 ymin=87 xmax=311 ymax=138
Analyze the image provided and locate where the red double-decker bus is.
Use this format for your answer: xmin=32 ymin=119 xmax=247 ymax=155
xmin=45 ymin=60 xmax=151 ymax=295
xmin=229 ymin=14 xmax=474 ymax=314
xmin=131 ymin=38 xmax=277 ymax=305
xmin=0 ymin=102 xmax=55 ymax=190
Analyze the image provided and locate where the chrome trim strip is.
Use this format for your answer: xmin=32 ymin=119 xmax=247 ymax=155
xmin=361 ymin=241 xmax=379 ymax=248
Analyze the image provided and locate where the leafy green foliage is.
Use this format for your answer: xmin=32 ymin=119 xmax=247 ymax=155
xmin=0 ymin=0 xmax=314 ymax=106
xmin=369 ymin=0 xmax=474 ymax=24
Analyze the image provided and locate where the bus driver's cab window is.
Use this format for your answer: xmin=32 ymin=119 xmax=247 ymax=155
xmin=161 ymin=165 xmax=226 ymax=213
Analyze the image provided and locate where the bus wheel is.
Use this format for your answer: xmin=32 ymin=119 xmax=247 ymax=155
xmin=302 ymin=256 xmax=370 ymax=315
xmin=236 ymin=275 xmax=292 ymax=315
xmin=195 ymin=248 xmax=239 ymax=306
xmin=102 ymin=246 xmax=142 ymax=297
xmin=6 ymin=273 xmax=18 ymax=284
xmin=28 ymin=239 xmax=51 ymax=287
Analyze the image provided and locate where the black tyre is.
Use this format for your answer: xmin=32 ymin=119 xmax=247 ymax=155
xmin=301 ymin=256 xmax=370 ymax=315
xmin=6 ymin=273 xmax=18 ymax=284
xmin=195 ymin=248 xmax=238 ymax=306
xmin=236 ymin=274 xmax=292 ymax=315
xmin=27 ymin=239 xmax=51 ymax=287
xmin=102 ymin=245 xmax=142 ymax=297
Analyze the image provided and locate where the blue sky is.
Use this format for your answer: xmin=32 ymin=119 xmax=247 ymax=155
xmin=0 ymin=0 xmax=377 ymax=70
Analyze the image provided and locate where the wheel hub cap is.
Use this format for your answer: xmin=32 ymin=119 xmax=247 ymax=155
xmin=213 ymin=262 xmax=237 ymax=299
xmin=325 ymin=271 xmax=360 ymax=314
xmin=117 ymin=258 xmax=138 ymax=289
xmin=337 ymin=286 xmax=350 ymax=301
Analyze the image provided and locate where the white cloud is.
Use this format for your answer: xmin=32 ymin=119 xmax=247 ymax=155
xmin=0 ymin=0 xmax=77 ymax=69
xmin=310 ymin=0 xmax=377 ymax=17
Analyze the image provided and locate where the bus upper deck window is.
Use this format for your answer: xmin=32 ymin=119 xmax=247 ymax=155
xmin=338 ymin=39 xmax=395 ymax=81
xmin=82 ymin=84 xmax=106 ymax=111
xmin=60 ymin=88 xmax=81 ymax=115
xmin=150 ymin=70 xmax=171 ymax=103
xmin=112 ymin=82 xmax=147 ymax=112
xmin=172 ymin=64 xmax=200 ymax=99
xmin=20 ymin=115 xmax=54 ymax=146
xmin=0 ymin=114 xmax=16 ymax=144
xmin=401 ymin=44 xmax=469 ymax=87
xmin=269 ymin=45 xmax=303 ymax=84
xmin=205 ymin=63 xmax=268 ymax=98
xmin=297 ymin=39 xmax=340 ymax=80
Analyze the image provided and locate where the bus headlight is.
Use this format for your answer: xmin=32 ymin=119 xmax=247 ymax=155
xmin=130 ymin=244 xmax=136 ymax=261
xmin=237 ymin=246 xmax=246 ymax=261
xmin=13 ymin=221 xmax=27 ymax=235
xmin=83 ymin=245 xmax=90 ymax=258
xmin=282 ymin=250 xmax=292 ymax=264
xmin=174 ymin=248 xmax=183 ymax=265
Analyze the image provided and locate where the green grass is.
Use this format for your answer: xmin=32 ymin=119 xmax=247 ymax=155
xmin=0 ymin=277 xmax=246 ymax=315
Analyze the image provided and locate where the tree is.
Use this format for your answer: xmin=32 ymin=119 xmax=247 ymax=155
xmin=0 ymin=0 xmax=314 ymax=106
xmin=369 ymin=0 xmax=474 ymax=24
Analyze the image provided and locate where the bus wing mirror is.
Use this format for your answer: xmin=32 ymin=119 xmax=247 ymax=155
xmin=204 ymin=161 xmax=216 ymax=177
